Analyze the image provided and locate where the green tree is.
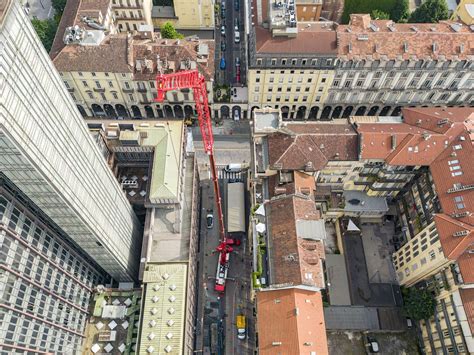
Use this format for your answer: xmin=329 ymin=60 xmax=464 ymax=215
xmin=391 ymin=0 xmax=409 ymax=22
xmin=371 ymin=10 xmax=391 ymax=20
xmin=160 ymin=22 xmax=184 ymax=39
xmin=52 ymin=0 xmax=67 ymax=14
xmin=402 ymin=287 xmax=436 ymax=321
xmin=31 ymin=18 xmax=57 ymax=52
xmin=409 ymin=0 xmax=449 ymax=23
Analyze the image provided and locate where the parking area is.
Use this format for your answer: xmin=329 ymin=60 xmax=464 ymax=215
xmin=327 ymin=331 xmax=420 ymax=355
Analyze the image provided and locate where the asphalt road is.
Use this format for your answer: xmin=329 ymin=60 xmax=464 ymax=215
xmin=216 ymin=0 xmax=246 ymax=86
xmin=194 ymin=172 xmax=255 ymax=354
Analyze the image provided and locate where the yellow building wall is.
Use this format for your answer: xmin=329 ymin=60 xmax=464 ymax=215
xmin=393 ymin=222 xmax=450 ymax=287
xmin=174 ymin=0 xmax=215 ymax=29
xmin=248 ymin=69 xmax=334 ymax=109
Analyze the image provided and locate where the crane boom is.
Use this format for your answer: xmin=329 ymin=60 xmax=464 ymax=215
xmin=155 ymin=69 xmax=232 ymax=293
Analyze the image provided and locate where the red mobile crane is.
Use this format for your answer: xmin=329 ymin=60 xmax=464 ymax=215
xmin=155 ymin=69 xmax=233 ymax=293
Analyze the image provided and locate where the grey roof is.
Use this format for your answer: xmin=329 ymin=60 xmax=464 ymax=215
xmin=152 ymin=6 xmax=177 ymax=18
xmin=253 ymin=110 xmax=280 ymax=132
xmin=296 ymin=219 xmax=326 ymax=241
xmin=343 ymin=190 xmax=389 ymax=213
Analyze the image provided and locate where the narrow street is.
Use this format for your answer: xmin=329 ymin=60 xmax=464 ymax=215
xmin=194 ymin=169 xmax=255 ymax=354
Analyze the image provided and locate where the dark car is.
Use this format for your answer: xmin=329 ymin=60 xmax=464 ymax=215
xmin=220 ymin=57 xmax=226 ymax=70
xmin=221 ymin=41 xmax=226 ymax=52
xmin=234 ymin=0 xmax=239 ymax=11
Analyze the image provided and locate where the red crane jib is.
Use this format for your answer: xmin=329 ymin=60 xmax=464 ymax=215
xmin=155 ymin=69 xmax=230 ymax=259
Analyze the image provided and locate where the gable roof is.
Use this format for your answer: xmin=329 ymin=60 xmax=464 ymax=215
xmin=256 ymin=288 xmax=328 ymax=355
xmin=267 ymin=122 xmax=358 ymax=170
xmin=267 ymin=195 xmax=325 ymax=289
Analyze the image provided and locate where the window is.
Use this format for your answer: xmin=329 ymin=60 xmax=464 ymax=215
xmin=255 ymin=87 xmax=260 ymax=92
xmin=257 ymin=59 xmax=262 ymax=65
xmin=87 ymin=91 xmax=94 ymax=99
xmin=128 ymin=94 xmax=134 ymax=101
xmin=108 ymin=81 xmax=113 ymax=88
xmin=269 ymin=77 xmax=274 ymax=83
xmin=454 ymin=196 xmax=465 ymax=209
xmin=302 ymin=59 xmax=307 ymax=65
xmin=333 ymin=80 xmax=339 ymax=87
xmin=296 ymin=87 xmax=301 ymax=92
xmin=268 ymin=87 xmax=273 ymax=92
xmin=100 ymin=93 xmax=106 ymax=100
xmin=357 ymin=80 xmax=363 ymax=87
xmin=112 ymin=92 xmax=118 ymax=100
xmin=82 ymin=81 xmax=88 ymax=87
xmin=95 ymin=81 xmax=101 ymax=88
xmin=105 ymin=72 xmax=109 ymax=77
xmin=282 ymin=59 xmax=287 ymax=65
xmin=302 ymin=96 xmax=308 ymax=102
xmin=150 ymin=81 xmax=155 ymax=88
xmin=266 ymin=95 xmax=272 ymax=102
xmin=297 ymin=77 xmax=303 ymax=83
xmin=292 ymin=59 xmax=297 ymax=65
xmin=91 ymin=72 xmax=96 ymax=77
xmin=121 ymin=73 xmax=127 ymax=77
xmin=429 ymin=250 xmax=436 ymax=260
xmin=271 ymin=59 xmax=276 ymax=66
xmin=256 ymin=78 xmax=260 ymax=83
xmin=305 ymin=87 xmax=310 ymax=92
xmin=78 ymin=72 xmax=83 ymax=76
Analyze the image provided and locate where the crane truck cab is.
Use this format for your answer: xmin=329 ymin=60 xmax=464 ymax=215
xmin=236 ymin=315 xmax=246 ymax=340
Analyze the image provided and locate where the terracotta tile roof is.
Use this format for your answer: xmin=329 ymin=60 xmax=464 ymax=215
xmin=459 ymin=288 xmax=474 ymax=334
xmin=267 ymin=171 xmax=316 ymax=199
xmin=53 ymin=34 xmax=131 ymax=73
xmin=50 ymin=0 xmax=81 ymax=60
xmin=267 ymin=122 xmax=358 ymax=170
xmin=267 ymin=196 xmax=325 ymax=289
xmin=434 ymin=214 xmax=473 ymax=260
xmin=337 ymin=14 xmax=474 ymax=60
xmin=53 ymin=33 xmax=215 ymax=80
xmin=256 ymin=288 xmax=328 ymax=355
xmin=255 ymin=24 xmax=338 ymax=54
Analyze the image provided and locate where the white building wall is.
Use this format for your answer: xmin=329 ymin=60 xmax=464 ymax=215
xmin=0 ymin=0 xmax=141 ymax=281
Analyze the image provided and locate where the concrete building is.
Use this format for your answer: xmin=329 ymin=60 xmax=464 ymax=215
xmin=450 ymin=0 xmax=474 ymax=25
xmin=0 ymin=176 xmax=107 ymax=354
xmin=50 ymin=19 xmax=214 ymax=119
xmin=1 ymin=0 xmax=141 ymax=281
xmin=356 ymin=107 xmax=474 ymax=354
xmin=152 ymin=0 xmax=215 ymax=33
xmin=247 ymin=3 xmax=473 ymax=121
xmin=295 ymin=0 xmax=322 ymax=22
xmin=112 ymin=0 xmax=153 ymax=32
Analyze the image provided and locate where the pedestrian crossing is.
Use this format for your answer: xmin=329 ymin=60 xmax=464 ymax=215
xmin=217 ymin=169 xmax=244 ymax=180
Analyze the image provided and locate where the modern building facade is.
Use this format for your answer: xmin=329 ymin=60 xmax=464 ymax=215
xmin=0 ymin=176 xmax=106 ymax=354
xmin=1 ymin=0 xmax=141 ymax=281
xmin=247 ymin=2 xmax=473 ymax=120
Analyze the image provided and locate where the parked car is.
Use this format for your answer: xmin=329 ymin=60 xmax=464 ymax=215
xmin=366 ymin=336 xmax=380 ymax=353
xmin=221 ymin=41 xmax=226 ymax=51
xmin=234 ymin=0 xmax=239 ymax=11
xmin=221 ymin=25 xmax=226 ymax=36
xmin=233 ymin=109 xmax=240 ymax=121
xmin=220 ymin=57 xmax=226 ymax=70
xmin=206 ymin=213 xmax=214 ymax=229
xmin=234 ymin=18 xmax=239 ymax=31
xmin=234 ymin=31 xmax=240 ymax=43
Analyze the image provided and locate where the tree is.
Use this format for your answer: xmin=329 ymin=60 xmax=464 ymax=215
xmin=371 ymin=10 xmax=391 ymax=20
xmin=391 ymin=0 xmax=409 ymax=22
xmin=52 ymin=0 xmax=67 ymax=14
xmin=31 ymin=18 xmax=58 ymax=52
xmin=160 ymin=22 xmax=184 ymax=39
xmin=409 ymin=0 xmax=449 ymax=23
xmin=402 ymin=287 xmax=436 ymax=321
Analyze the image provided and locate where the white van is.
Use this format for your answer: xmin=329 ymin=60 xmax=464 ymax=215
xmin=234 ymin=31 xmax=240 ymax=43
xmin=225 ymin=163 xmax=244 ymax=172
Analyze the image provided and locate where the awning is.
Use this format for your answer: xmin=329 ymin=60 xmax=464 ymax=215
xmin=256 ymin=223 xmax=266 ymax=233
xmin=255 ymin=204 xmax=265 ymax=216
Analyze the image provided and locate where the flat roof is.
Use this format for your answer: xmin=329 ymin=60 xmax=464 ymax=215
xmin=139 ymin=263 xmax=187 ymax=355
xmin=343 ymin=190 xmax=389 ymax=213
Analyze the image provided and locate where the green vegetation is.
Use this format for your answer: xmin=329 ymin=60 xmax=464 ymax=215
xmin=31 ymin=18 xmax=58 ymax=52
xmin=409 ymin=0 xmax=449 ymax=23
xmin=160 ymin=22 xmax=184 ymax=39
xmin=52 ymin=0 xmax=67 ymax=14
xmin=371 ymin=10 xmax=390 ymax=20
xmin=341 ymin=0 xmax=409 ymax=23
xmin=402 ymin=287 xmax=436 ymax=321
xmin=252 ymin=233 xmax=266 ymax=289
xmin=214 ymin=84 xmax=230 ymax=103
xmin=250 ymin=203 xmax=261 ymax=216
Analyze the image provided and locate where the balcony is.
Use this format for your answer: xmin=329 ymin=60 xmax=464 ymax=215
xmin=93 ymin=87 xmax=105 ymax=93
xmin=122 ymin=87 xmax=134 ymax=93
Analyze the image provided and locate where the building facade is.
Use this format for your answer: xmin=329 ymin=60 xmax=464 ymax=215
xmin=247 ymin=2 xmax=473 ymax=121
xmin=151 ymin=0 xmax=215 ymax=31
xmin=112 ymin=0 xmax=153 ymax=32
xmin=1 ymin=0 xmax=141 ymax=281
xmin=51 ymin=27 xmax=214 ymax=119
xmin=0 ymin=176 xmax=106 ymax=354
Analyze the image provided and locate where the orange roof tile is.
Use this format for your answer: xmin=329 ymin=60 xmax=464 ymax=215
xmin=257 ymin=288 xmax=328 ymax=355
xmin=337 ymin=14 xmax=474 ymax=60
xmin=267 ymin=196 xmax=325 ymax=289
